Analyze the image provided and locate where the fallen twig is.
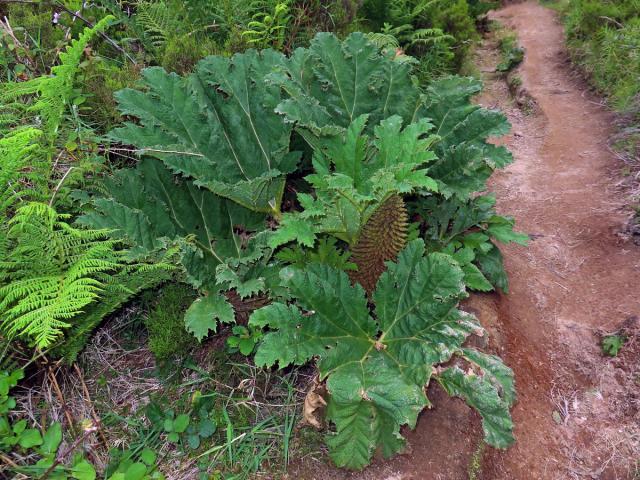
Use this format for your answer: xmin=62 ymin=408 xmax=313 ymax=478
xmin=72 ymin=364 xmax=108 ymax=449
xmin=47 ymin=366 xmax=76 ymax=436
xmin=40 ymin=421 xmax=98 ymax=480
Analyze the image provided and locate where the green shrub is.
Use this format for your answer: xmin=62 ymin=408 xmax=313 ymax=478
xmin=428 ymin=0 xmax=479 ymax=62
xmin=84 ymin=33 xmax=523 ymax=470
xmin=359 ymin=0 xmax=491 ymax=77
xmin=496 ymin=33 xmax=524 ymax=72
xmin=144 ymin=284 xmax=196 ymax=362
xmin=563 ymin=0 xmax=640 ymax=109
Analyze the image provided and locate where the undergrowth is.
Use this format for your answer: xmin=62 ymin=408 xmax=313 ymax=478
xmin=143 ymin=284 xmax=196 ymax=365
xmin=0 ymin=0 xmax=520 ymax=477
xmin=496 ymin=33 xmax=524 ymax=73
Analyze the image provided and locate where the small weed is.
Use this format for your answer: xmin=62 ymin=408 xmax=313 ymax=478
xmin=509 ymin=75 xmax=523 ymax=89
xmin=487 ymin=19 xmax=503 ymax=32
xmin=497 ymin=34 xmax=524 ymax=72
xmin=226 ymin=325 xmax=263 ymax=356
xmin=601 ymin=334 xmax=627 ymax=357
xmin=468 ymin=440 xmax=485 ymax=480
xmin=105 ymin=447 xmax=164 ymax=479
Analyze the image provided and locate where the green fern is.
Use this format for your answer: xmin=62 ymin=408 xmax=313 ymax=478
xmin=134 ymin=1 xmax=176 ymax=50
xmin=409 ymin=27 xmax=455 ymax=47
xmin=0 ymin=128 xmax=47 ymax=216
xmin=0 ymin=203 xmax=125 ymax=348
xmin=367 ymin=23 xmax=454 ymax=53
xmin=241 ymin=1 xmax=291 ymax=49
xmin=0 ymin=16 xmax=114 ymax=140
xmin=391 ymin=0 xmax=441 ymax=24
xmin=365 ymin=31 xmax=402 ymax=50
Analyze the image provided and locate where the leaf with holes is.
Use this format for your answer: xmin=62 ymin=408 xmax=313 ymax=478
xmin=109 ymin=49 xmax=295 ymax=213
xmin=251 ymin=239 xmax=515 ymax=469
xmin=79 ymin=158 xmax=266 ymax=290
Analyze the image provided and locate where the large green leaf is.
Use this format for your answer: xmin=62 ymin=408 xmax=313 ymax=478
xmin=184 ymin=293 xmax=235 ymax=341
xmin=436 ymin=363 xmax=514 ymax=448
xmin=272 ymin=32 xmax=423 ymax=135
xmin=475 ymin=244 xmax=509 ymax=293
xmin=418 ymin=76 xmax=513 ymax=199
xmin=251 ymin=239 xmax=514 ymax=469
xmin=79 ymin=158 xmax=265 ymax=290
xmin=422 ymin=76 xmax=512 ymax=165
xmin=412 ymin=195 xmax=527 ymax=293
xmin=109 ymin=49 xmax=295 ymax=213
xmin=428 ymin=143 xmax=492 ymax=199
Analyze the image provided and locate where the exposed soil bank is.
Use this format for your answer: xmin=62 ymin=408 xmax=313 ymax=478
xmin=289 ymin=2 xmax=640 ymax=479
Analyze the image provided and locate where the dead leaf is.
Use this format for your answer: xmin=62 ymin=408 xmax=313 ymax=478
xmin=301 ymin=375 xmax=327 ymax=430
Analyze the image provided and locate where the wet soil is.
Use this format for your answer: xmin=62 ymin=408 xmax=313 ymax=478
xmin=289 ymin=2 xmax=640 ymax=479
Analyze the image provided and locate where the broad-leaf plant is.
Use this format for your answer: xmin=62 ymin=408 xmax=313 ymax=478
xmin=252 ymin=239 xmax=515 ymax=469
xmin=81 ymin=32 xmax=527 ymax=469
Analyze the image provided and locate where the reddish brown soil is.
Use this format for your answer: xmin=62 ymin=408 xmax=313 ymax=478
xmin=289 ymin=2 xmax=640 ymax=479
xmin=482 ymin=3 xmax=640 ymax=479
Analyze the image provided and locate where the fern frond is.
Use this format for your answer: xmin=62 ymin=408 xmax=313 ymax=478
xmin=0 ymin=16 xmax=114 ymax=139
xmin=388 ymin=0 xmax=441 ymax=24
xmin=0 ymin=203 xmax=125 ymax=348
xmin=0 ymin=128 xmax=47 ymax=216
xmin=409 ymin=28 xmax=455 ymax=47
xmin=365 ymin=32 xmax=400 ymax=50
xmin=135 ymin=1 xmax=175 ymax=50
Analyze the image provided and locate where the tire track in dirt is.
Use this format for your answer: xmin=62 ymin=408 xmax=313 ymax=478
xmin=479 ymin=2 xmax=640 ymax=479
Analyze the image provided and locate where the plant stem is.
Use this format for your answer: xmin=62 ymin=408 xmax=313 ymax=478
xmin=40 ymin=423 xmax=97 ymax=479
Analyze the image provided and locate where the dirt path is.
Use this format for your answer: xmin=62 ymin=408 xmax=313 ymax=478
xmin=290 ymin=2 xmax=640 ymax=479
xmin=479 ymin=2 xmax=640 ymax=479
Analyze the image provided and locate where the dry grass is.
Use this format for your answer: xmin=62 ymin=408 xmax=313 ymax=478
xmin=4 ymin=308 xmax=316 ymax=480
xmin=557 ymin=317 xmax=640 ymax=480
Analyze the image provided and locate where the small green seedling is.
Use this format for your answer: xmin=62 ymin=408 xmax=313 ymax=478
xmin=184 ymin=410 xmax=216 ymax=450
xmin=0 ymin=369 xmax=23 ymax=414
xmin=106 ymin=447 xmax=164 ymax=480
xmin=226 ymin=325 xmax=263 ymax=356
xmin=163 ymin=411 xmax=190 ymax=443
xmin=601 ymin=334 xmax=626 ymax=357
xmin=155 ymin=394 xmax=217 ymax=450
